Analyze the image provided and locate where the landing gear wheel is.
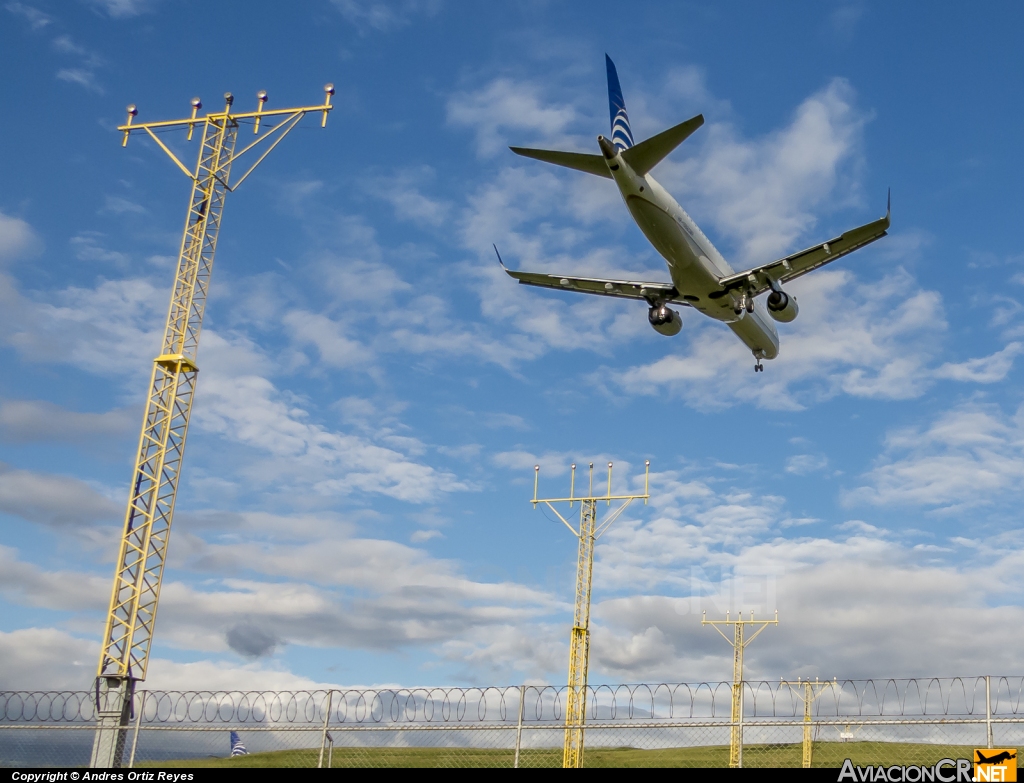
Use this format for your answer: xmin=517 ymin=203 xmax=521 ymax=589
xmin=745 ymin=297 xmax=755 ymax=314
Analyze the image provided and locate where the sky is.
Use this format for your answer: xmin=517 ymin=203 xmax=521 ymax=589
xmin=2 ymin=0 xmax=1024 ymax=693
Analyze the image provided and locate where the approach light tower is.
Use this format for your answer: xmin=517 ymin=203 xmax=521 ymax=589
xmin=702 ymin=609 xmax=778 ymax=768
xmin=532 ymin=460 xmax=650 ymax=769
xmin=781 ymin=677 xmax=836 ymax=768
xmin=90 ymin=87 xmax=334 ymax=768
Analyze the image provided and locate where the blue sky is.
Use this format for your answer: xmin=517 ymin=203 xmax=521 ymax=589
xmin=2 ymin=0 xmax=1024 ymax=691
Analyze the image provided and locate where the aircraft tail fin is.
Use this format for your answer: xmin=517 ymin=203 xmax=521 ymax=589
xmin=621 ymin=114 xmax=705 ymax=176
xmin=606 ymin=54 xmax=634 ymax=151
xmin=508 ymin=146 xmax=611 ymax=178
xmin=509 ymin=57 xmax=703 ymax=179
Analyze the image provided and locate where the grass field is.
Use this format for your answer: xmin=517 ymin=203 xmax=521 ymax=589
xmin=140 ymin=741 xmax=1020 ymax=768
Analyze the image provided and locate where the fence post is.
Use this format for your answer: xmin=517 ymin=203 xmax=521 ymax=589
xmin=127 ymin=690 xmax=146 ymax=769
xmin=318 ymin=690 xmax=334 ymax=769
xmin=514 ymin=685 xmax=525 ymax=768
xmin=985 ymin=676 xmax=993 ymax=749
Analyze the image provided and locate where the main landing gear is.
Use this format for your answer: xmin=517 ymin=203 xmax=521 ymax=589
xmin=733 ymin=291 xmax=756 ymax=316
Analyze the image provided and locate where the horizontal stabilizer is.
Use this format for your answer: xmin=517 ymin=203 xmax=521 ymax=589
xmin=621 ymin=114 xmax=704 ymax=176
xmin=509 ymin=146 xmax=611 ymax=179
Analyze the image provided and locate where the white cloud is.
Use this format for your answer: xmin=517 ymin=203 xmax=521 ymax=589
xmin=437 ymin=623 xmax=565 ymax=683
xmin=291 ymin=253 xmax=540 ymax=370
xmin=4 ymin=468 xmax=1024 ymax=688
xmin=193 ymin=359 xmax=466 ymax=503
xmin=845 ymin=402 xmax=1024 ymax=510
xmin=457 ymin=168 xmax=659 ymax=357
xmin=283 ymin=310 xmax=372 ymax=369
xmin=100 ymin=195 xmax=146 ymax=215
xmin=492 ymin=449 xmax=595 ymax=477
xmin=331 ymin=0 xmax=439 ymax=34
xmin=4 ymin=2 xmax=51 ymax=29
xmin=2 ymin=274 xmax=164 ymax=378
xmin=17 ymin=514 xmax=559 ymax=665
xmin=88 ymin=0 xmax=153 ymax=18
xmin=0 ymin=627 xmax=333 ymax=691
xmin=70 ymin=232 xmax=131 ymax=265
xmin=533 ymin=472 xmax=1024 ymax=681
xmin=0 ymin=546 xmax=109 ymax=611
xmin=0 ymin=629 xmax=97 ymax=690
xmin=0 ymin=211 xmax=41 ymax=264
xmin=448 ymin=78 xmax=580 ymax=157
xmin=933 ymin=342 xmax=1022 ymax=383
xmin=317 ymin=255 xmax=411 ymax=302
xmin=368 ymin=167 xmax=451 ymax=227
xmin=0 ymin=511 xmax=562 ymax=684
xmin=0 ymin=399 xmax=135 ymax=443
xmin=0 ymin=465 xmax=120 ymax=527
xmin=609 ymin=269 xmax=946 ymax=410
xmin=51 ymin=34 xmax=89 ymax=56
xmin=828 ymin=4 xmax=865 ymax=38
xmin=51 ymin=35 xmax=104 ymax=93
xmin=56 ymin=68 xmax=103 ymax=94
xmin=661 ymin=78 xmax=869 ymax=265
xmin=0 ymin=263 xmax=467 ymax=505
xmin=589 ymin=532 xmax=1024 ymax=681
xmin=410 ymin=529 xmax=443 ymax=543
xmin=785 ymin=454 xmax=828 ymax=475
xmin=143 ymin=656 xmax=329 ymax=691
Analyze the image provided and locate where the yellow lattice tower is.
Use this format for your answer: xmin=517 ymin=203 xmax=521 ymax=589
xmin=90 ymin=87 xmax=334 ymax=768
xmin=532 ymin=460 xmax=650 ymax=768
xmin=780 ymin=677 xmax=835 ymax=768
xmin=702 ymin=609 xmax=778 ymax=768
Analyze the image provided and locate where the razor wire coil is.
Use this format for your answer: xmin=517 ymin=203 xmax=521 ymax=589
xmin=3 ymin=677 xmax=1022 ymax=725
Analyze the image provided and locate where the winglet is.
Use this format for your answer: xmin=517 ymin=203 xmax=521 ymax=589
xmin=886 ymin=187 xmax=891 ymax=219
xmin=493 ymin=244 xmax=508 ymax=271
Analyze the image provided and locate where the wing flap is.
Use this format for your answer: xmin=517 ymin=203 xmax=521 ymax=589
xmin=715 ymin=212 xmax=891 ymax=297
xmin=621 ymin=114 xmax=704 ymax=176
xmin=504 ymin=269 xmax=682 ymax=303
xmin=508 ymin=147 xmax=612 ymax=179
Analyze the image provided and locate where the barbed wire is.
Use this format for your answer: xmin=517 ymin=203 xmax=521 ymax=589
xmin=2 ymin=677 xmax=1021 ymax=724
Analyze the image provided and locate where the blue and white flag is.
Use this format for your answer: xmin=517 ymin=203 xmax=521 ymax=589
xmin=229 ymin=730 xmax=248 ymax=756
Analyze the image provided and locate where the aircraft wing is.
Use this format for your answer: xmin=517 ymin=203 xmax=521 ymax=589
xmin=503 ymin=268 xmax=684 ymax=304
xmin=714 ymin=209 xmax=891 ymax=298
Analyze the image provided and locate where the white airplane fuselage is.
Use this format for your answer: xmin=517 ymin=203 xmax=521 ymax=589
xmin=600 ymin=136 xmax=780 ymax=360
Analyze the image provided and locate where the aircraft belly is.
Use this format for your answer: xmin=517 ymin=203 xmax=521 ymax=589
xmin=626 ymin=196 xmax=696 ymax=273
xmin=625 ymin=196 xmax=724 ymax=310
xmin=728 ymin=307 xmax=780 ymax=360
xmin=623 ymin=193 xmax=778 ymax=360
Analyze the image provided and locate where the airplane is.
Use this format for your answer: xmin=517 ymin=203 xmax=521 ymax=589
xmin=975 ymin=750 xmax=1016 ymax=765
xmin=497 ymin=55 xmax=890 ymax=371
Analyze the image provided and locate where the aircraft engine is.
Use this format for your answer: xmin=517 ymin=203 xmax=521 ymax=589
xmin=648 ymin=305 xmax=682 ymax=336
xmin=766 ymin=290 xmax=799 ymax=323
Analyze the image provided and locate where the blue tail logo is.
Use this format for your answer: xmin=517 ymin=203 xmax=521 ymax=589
xmin=606 ymin=54 xmax=634 ymax=152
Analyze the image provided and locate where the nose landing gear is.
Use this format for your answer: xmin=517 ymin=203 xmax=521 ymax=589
xmin=753 ymin=350 xmax=765 ymax=373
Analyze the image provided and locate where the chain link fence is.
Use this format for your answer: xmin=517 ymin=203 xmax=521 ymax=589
xmin=2 ymin=678 xmax=1022 ymax=768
